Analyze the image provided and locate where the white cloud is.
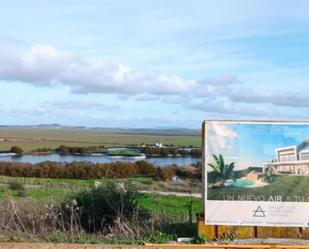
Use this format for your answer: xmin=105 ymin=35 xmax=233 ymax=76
xmin=228 ymin=87 xmax=309 ymax=108
xmin=188 ymin=98 xmax=274 ymax=117
xmin=209 ymin=123 xmax=238 ymax=139
xmin=1 ymin=39 xmax=309 ymax=119
xmin=44 ymin=100 xmax=120 ymax=111
xmin=0 ymin=41 xmax=196 ymax=96
xmin=207 ymin=123 xmax=237 ymax=151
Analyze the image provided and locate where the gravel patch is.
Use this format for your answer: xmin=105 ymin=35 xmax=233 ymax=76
xmin=228 ymin=238 xmax=309 ymax=245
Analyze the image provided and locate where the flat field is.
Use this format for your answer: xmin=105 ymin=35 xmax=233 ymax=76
xmin=0 ymin=176 xmax=201 ymax=215
xmin=0 ymin=127 xmax=200 ymax=152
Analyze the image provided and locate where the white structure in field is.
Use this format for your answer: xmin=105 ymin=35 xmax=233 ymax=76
xmin=265 ymin=141 xmax=309 ymax=175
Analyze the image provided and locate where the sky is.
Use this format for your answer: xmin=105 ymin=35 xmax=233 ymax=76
xmin=0 ymin=0 xmax=309 ymax=128
xmin=207 ymin=122 xmax=309 ymax=169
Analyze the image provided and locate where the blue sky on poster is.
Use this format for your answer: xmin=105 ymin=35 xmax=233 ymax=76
xmin=0 ymin=0 xmax=309 ymax=128
xmin=207 ymin=123 xmax=309 ymax=169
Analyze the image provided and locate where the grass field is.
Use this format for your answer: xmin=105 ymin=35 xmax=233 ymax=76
xmin=0 ymin=128 xmax=200 ymax=152
xmin=0 ymin=175 xmax=202 ymax=195
xmin=140 ymin=193 xmax=201 ymax=215
xmin=107 ymin=149 xmax=142 ymax=157
xmin=208 ymin=175 xmax=309 ymax=202
xmin=0 ymin=187 xmax=201 ymax=215
xmin=0 ymin=175 xmax=201 ymax=242
xmin=0 ymin=176 xmax=202 ymax=214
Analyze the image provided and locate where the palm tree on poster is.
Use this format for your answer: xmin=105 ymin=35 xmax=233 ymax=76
xmin=208 ymin=154 xmax=235 ymax=186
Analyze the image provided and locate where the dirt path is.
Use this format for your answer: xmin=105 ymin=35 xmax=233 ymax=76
xmin=141 ymin=190 xmax=201 ymax=198
xmin=0 ymin=182 xmax=202 ymax=198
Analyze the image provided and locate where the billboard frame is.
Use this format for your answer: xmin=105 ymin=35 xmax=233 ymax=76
xmin=202 ymin=120 xmax=309 ymax=228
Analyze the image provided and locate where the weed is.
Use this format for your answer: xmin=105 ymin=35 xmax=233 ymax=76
xmin=142 ymin=231 xmax=176 ymax=244
xmin=8 ymin=182 xmax=27 ymax=197
xmin=191 ymin=234 xmax=207 ymax=244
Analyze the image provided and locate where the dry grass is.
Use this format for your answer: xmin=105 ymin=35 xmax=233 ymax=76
xmin=0 ymin=197 xmax=194 ymax=243
xmin=0 ymin=128 xmax=200 ymax=152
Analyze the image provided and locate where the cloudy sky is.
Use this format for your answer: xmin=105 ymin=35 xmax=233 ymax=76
xmin=0 ymin=0 xmax=309 ymax=128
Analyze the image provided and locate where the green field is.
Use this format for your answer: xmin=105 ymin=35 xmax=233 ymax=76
xmin=0 ymin=127 xmax=200 ymax=152
xmin=0 ymin=175 xmax=201 ymax=242
xmin=107 ymin=149 xmax=142 ymax=157
xmin=0 ymin=175 xmax=202 ymax=196
xmin=140 ymin=194 xmax=201 ymax=215
xmin=0 ymin=176 xmax=202 ymax=214
xmin=208 ymin=175 xmax=309 ymax=202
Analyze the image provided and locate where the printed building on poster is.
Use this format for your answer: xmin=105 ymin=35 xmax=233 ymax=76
xmin=264 ymin=140 xmax=309 ymax=175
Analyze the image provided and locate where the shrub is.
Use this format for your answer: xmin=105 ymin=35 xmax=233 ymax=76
xmin=0 ymin=198 xmax=194 ymax=243
xmin=57 ymin=145 xmax=105 ymax=155
xmin=191 ymin=234 xmax=207 ymax=244
xmin=61 ymin=181 xmax=150 ymax=232
xmin=0 ymin=161 xmax=156 ymax=179
xmin=189 ymin=148 xmax=202 ymax=157
xmin=10 ymin=146 xmax=23 ymax=155
xmin=32 ymin=147 xmax=52 ymax=153
xmin=142 ymin=231 xmax=176 ymax=243
xmin=135 ymin=160 xmax=156 ymax=175
xmin=155 ymin=167 xmax=176 ymax=181
xmin=8 ymin=182 xmax=27 ymax=197
xmin=143 ymin=147 xmax=201 ymax=157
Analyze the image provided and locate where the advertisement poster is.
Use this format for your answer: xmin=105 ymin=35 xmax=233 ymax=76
xmin=203 ymin=121 xmax=309 ymax=227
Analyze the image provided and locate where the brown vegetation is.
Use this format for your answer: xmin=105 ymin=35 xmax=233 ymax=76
xmin=0 ymin=160 xmax=201 ymax=182
xmin=0 ymin=160 xmax=156 ymax=179
xmin=155 ymin=163 xmax=202 ymax=181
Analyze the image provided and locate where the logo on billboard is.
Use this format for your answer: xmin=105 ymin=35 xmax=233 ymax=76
xmin=253 ymin=206 xmax=266 ymax=217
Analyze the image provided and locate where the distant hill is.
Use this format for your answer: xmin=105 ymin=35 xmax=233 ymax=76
xmin=0 ymin=124 xmax=200 ymax=136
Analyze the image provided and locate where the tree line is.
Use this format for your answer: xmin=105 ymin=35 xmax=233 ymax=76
xmin=0 ymin=160 xmax=155 ymax=179
xmin=57 ymin=145 xmax=106 ymax=155
xmin=9 ymin=144 xmax=202 ymax=157
xmin=0 ymin=160 xmax=201 ymax=181
xmin=142 ymin=147 xmax=201 ymax=157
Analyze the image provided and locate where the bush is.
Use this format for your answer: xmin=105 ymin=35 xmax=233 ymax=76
xmin=155 ymin=167 xmax=176 ymax=181
xmin=57 ymin=145 xmax=105 ymax=155
xmin=191 ymin=234 xmax=207 ymax=244
xmin=61 ymin=182 xmax=150 ymax=232
xmin=0 ymin=160 xmax=157 ymax=179
xmin=142 ymin=231 xmax=176 ymax=243
xmin=31 ymin=147 xmax=52 ymax=153
xmin=135 ymin=160 xmax=156 ymax=175
xmin=143 ymin=147 xmax=201 ymax=157
xmin=10 ymin=146 xmax=23 ymax=155
xmin=0 ymin=160 xmax=201 ymax=182
xmin=0 ymin=198 xmax=194 ymax=243
xmin=8 ymin=182 xmax=27 ymax=197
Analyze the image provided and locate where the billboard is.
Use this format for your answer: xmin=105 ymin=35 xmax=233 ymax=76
xmin=203 ymin=121 xmax=309 ymax=227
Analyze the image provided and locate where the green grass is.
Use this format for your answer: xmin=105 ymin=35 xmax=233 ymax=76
xmin=139 ymin=193 xmax=201 ymax=215
xmin=0 ymin=188 xmax=16 ymax=199
xmin=0 ymin=175 xmax=201 ymax=242
xmin=0 ymin=175 xmax=156 ymax=188
xmin=0 ymin=175 xmax=201 ymax=194
xmin=107 ymin=149 xmax=142 ymax=157
xmin=25 ymin=187 xmax=71 ymax=201
xmin=0 ymin=186 xmax=202 ymax=214
xmin=0 ymin=128 xmax=200 ymax=152
xmin=0 ymin=176 xmax=202 ymax=215
xmin=208 ymin=175 xmax=309 ymax=202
